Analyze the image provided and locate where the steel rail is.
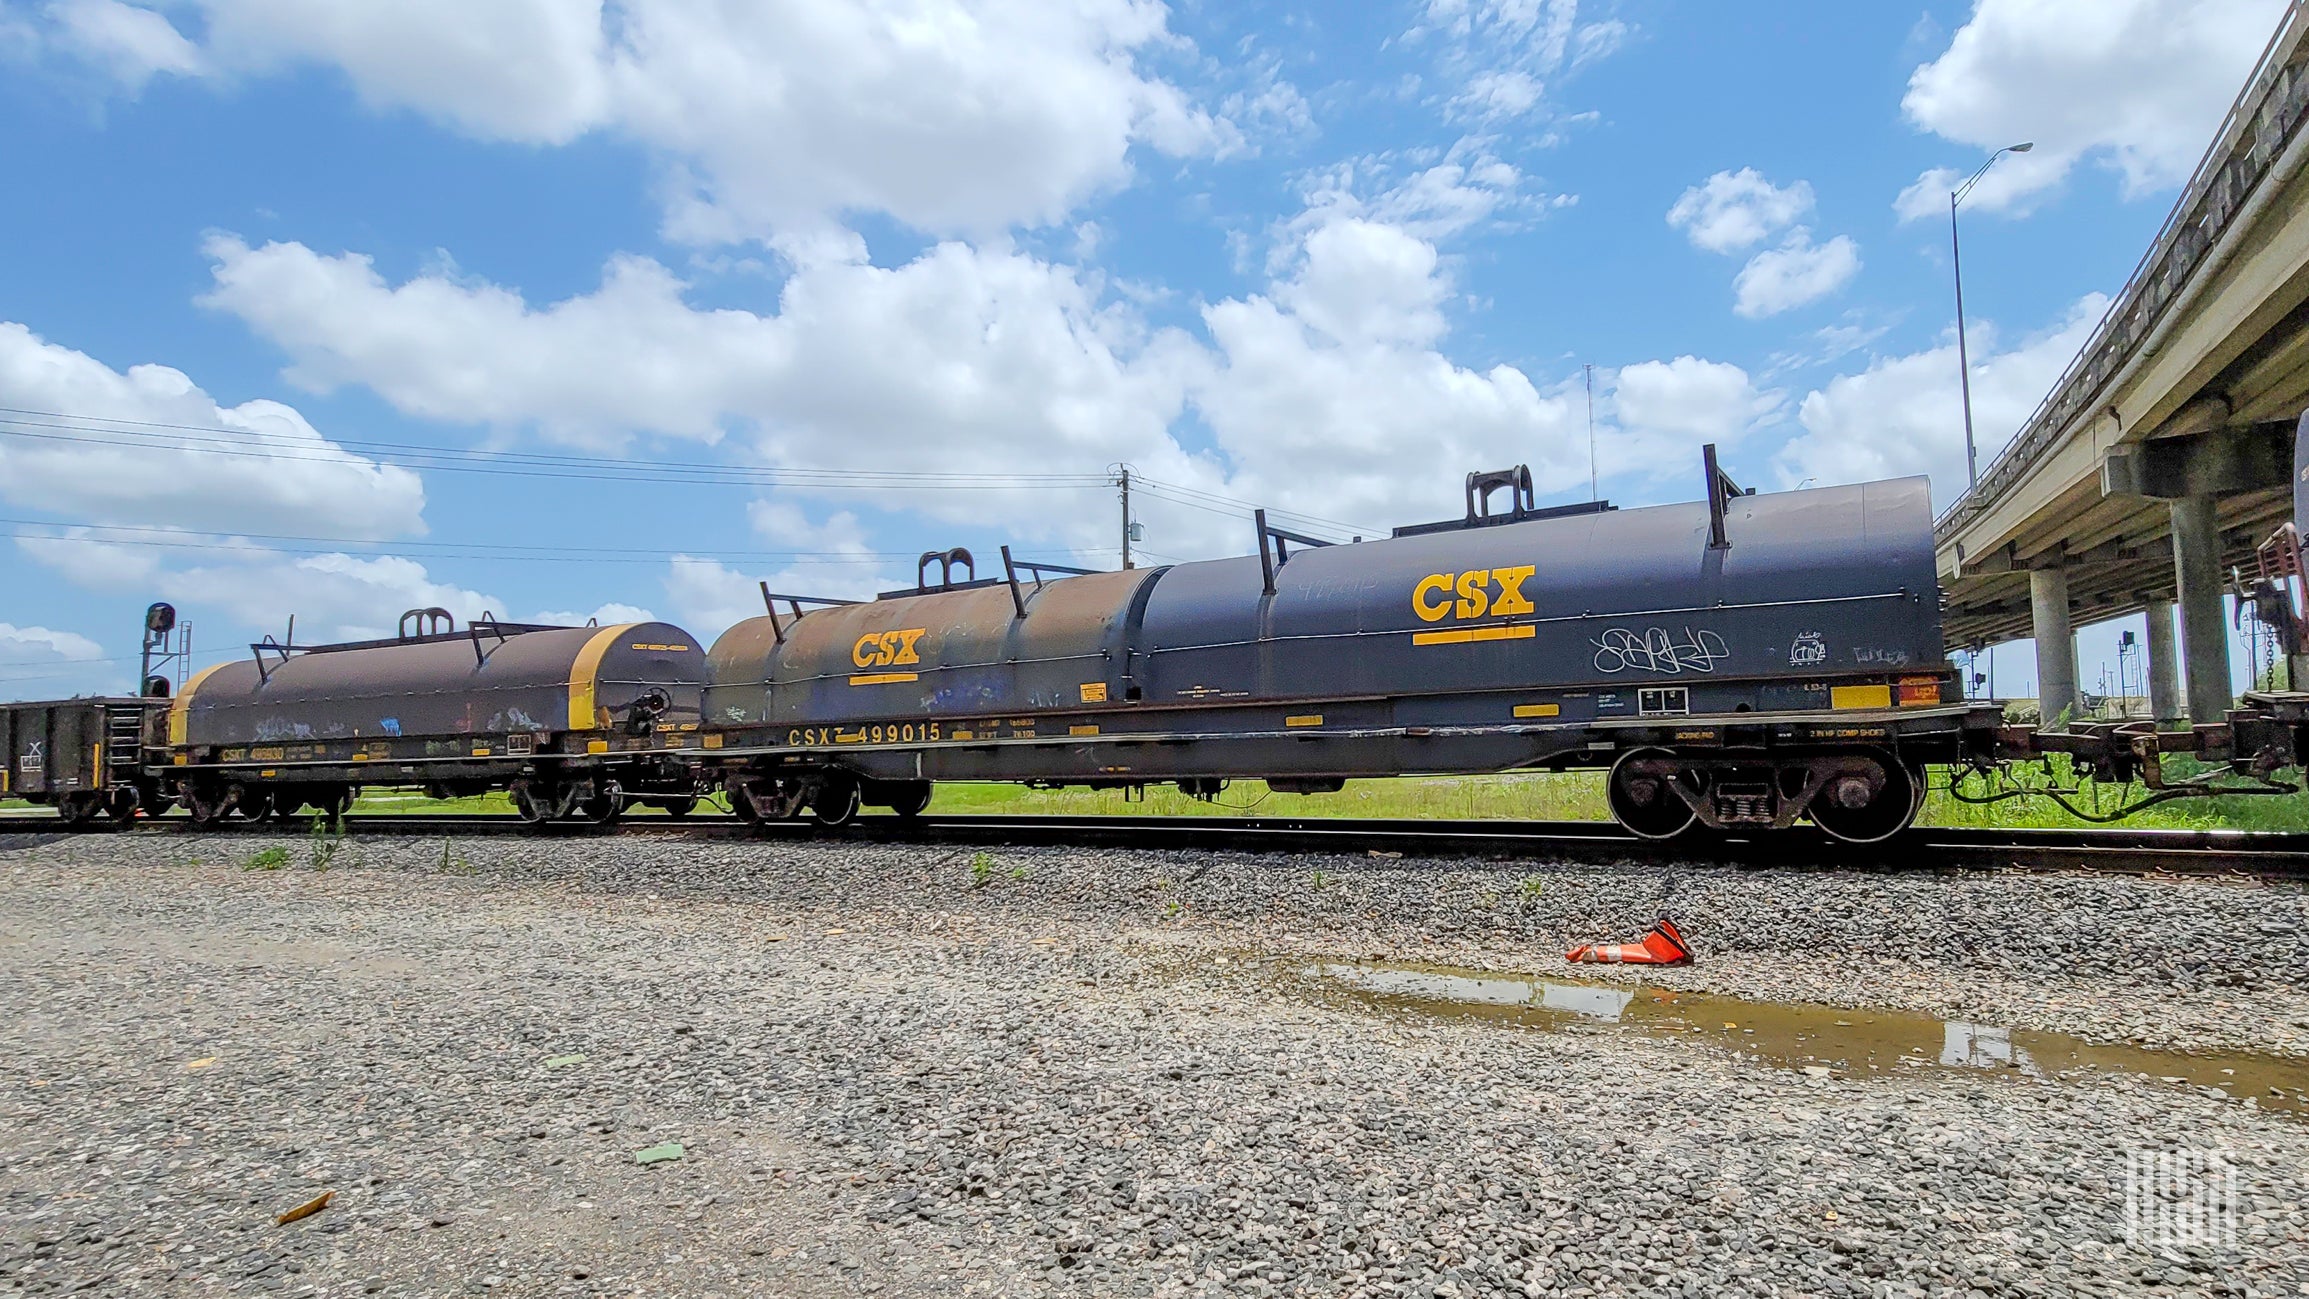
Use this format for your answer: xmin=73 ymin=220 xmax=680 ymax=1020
xmin=5 ymin=810 xmax=2306 ymax=879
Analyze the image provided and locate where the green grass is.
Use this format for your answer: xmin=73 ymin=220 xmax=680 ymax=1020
xmin=925 ymin=771 xmax=1615 ymax=821
xmin=928 ymin=765 xmax=2309 ymax=832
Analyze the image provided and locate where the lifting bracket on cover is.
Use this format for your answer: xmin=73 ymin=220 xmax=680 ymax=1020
xmin=999 ymin=545 xmax=1100 ymax=618
xmin=469 ymin=611 xmax=516 ymax=668
xmin=250 ymin=614 xmax=298 ymax=685
xmin=1466 ymin=465 xmax=1535 ymax=522
xmin=1255 ymin=508 xmax=1334 ymax=594
xmin=399 ymin=607 xmax=454 ymax=639
xmin=917 ymin=547 xmax=976 ymax=593
xmin=1703 ymin=443 xmax=1752 ymax=551
xmin=758 ymin=584 xmax=858 ymax=645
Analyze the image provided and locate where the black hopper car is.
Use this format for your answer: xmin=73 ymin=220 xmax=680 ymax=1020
xmin=12 ymin=444 xmax=2307 ymax=839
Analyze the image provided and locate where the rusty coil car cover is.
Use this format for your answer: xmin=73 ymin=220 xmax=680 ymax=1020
xmin=704 ymin=477 xmax=1939 ymax=726
xmin=171 ymin=622 xmax=706 ymax=747
xmin=705 ymin=570 xmax=1162 ymax=727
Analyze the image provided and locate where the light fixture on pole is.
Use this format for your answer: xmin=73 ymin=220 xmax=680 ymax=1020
xmin=1951 ymin=141 xmax=2032 ymax=491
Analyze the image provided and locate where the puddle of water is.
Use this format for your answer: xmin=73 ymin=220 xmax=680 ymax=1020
xmin=1309 ymin=961 xmax=2309 ymax=1117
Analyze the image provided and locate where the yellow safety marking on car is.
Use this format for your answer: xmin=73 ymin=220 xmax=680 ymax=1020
xmin=1412 ymin=624 xmax=1537 ymax=646
xmin=1285 ymin=714 xmax=1324 ymax=727
xmin=259 ymin=769 xmax=277 ymax=777
xmin=566 ymin=623 xmax=641 ymax=731
xmin=851 ymin=628 xmax=927 ymax=669
xmin=951 ymin=729 xmax=975 ymax=741
xmin=702 ymin=734 xmax=723 ymax=749
xmin=167 ymin=661 xmax=232 ymax=747
xmin=1830 ymin=684 xmax=1892 ymax=710
xmin=1079 ymin=682 xmax=1108 ymax=703
xmin=586 ymin=739 xmax=609 ymax=754
xmin=848 ymin=672 xmax=921 ymax=686
xmin=1070 ymin=724 xmax=1100 ymax=736
xmin=471 ymin=747 xmax=492 ymax=757
xmin=1512 ymin=703 xmax=1560 ymax=718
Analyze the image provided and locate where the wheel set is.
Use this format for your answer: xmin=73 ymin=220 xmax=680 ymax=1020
xmin=1605 ymin=747 xmax=1925 ymax=844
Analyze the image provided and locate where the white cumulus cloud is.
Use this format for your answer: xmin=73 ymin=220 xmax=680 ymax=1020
xmin=0 ymin=321 xmax=427 ymax=539
xmin=33 ymin=0 xmax=1222 ymax=244
xmin=1666 ymin=168 xmax=1813 ymax=254
xmin=0 ymin=620 xmax=113 ymax=696
xmin=1895 ymin=0 xmax=2287 ymax=219
xmin=1731 ymin=232 xmax=1861 ymax=319
xmin=1773 ymin=294 xmax=2110 ymax=509
xmin=16 ymin=532 xmax=502 ymax=643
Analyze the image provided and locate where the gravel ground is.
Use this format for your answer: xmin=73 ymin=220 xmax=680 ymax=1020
xmin=3 ymin=829 xmax=2306 ymax=1298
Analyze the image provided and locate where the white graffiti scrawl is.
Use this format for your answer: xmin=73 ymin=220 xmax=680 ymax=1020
xmin=1591 ymin=626 xmax=1730 ymax=675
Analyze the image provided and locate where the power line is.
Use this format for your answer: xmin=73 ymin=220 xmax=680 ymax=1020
xmin=0 ymin=518 xmax=1116 ymax=566
xmin=0 ymin=411 xmax=1112 ymax=491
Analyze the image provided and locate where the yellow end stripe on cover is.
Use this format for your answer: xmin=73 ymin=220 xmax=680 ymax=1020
xmin=167 ymin=662 xmax=231 ymax=747
xmin=1411 ymin=624 xmax=1536 ymax=646
xmin=567 ymin=624 xmax=641 ymax=732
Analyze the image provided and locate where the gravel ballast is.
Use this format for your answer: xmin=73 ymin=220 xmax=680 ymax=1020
xmin=3 ymin=829 xmax=2306 ymax=1297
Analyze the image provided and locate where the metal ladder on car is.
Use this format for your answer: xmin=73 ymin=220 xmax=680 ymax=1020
xmin=102 ymin=704 xmax=146 ymax=795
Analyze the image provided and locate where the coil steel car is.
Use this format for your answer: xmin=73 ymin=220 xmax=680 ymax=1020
xmin=27 ymin=443 xmax=2309 ymax=839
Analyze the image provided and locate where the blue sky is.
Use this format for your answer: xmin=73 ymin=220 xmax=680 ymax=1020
xmin=0 ymin=0 xmax=2287 ymax=702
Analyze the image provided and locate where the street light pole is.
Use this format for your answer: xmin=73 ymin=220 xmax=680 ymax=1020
xmin=1951 ymin=141 xmax=2032 ymax=492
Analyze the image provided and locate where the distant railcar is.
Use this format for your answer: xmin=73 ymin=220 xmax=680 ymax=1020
xmin=0 ymin=697 xmax=167 ymax=824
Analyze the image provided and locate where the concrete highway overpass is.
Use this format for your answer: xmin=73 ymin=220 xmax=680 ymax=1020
xmin=1935 ymin=0 xmax=2309 ymax=727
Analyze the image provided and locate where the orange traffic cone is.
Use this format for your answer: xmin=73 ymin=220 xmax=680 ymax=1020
xmin=1566 ymin=918 xmax=1691 ymax=966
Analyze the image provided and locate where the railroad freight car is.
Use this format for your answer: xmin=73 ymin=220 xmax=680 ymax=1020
xmin=1 ymin=697 xmax=168 ymax=824
xmin=163 ymin=610 xmax=709 ymax=825
xmin=701 ymin=451 xmax=2006 ymax=841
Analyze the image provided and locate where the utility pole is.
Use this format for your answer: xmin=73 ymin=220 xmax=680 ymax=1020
xmin=1584 ymin=364 xmax=1597 ymax=502
xmin=1113 ymin=464 xmax=1135 ymax=569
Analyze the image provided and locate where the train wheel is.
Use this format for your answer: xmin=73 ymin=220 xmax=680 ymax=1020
xmin=1808 ymin=754 xmax=1920 ymax=845
xmin=232 ymin=788 xmax=275 ymax=822
xmin=883 ymin=780 xmax=932 ymax=820
xmin=811 ymin=777 xmax=862 ymax=828
xmin=1607 ymin=748 xmax=1700 ymax=840
xmin=657 ymin=796 xmax=698 ymax=819
xmin=105 ymin=787 xmax=141 ymax=825
xmin=727 ymin=784 xmax=759 ymax=822
xmin=510 ymin=779 xmax=556 ymax=825
xmin=182 ymin=785 xmax=228 ymax=829
xmin=576 ymin=787 xmax=624 ymax=825
xmin=56 ymin=793 xmax=98 ymax=827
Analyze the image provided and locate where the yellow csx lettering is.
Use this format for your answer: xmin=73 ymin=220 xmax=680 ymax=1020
xmin=852 ymin=628 xmax=928 ymax=668
xmin=1412 ymin=566 xmax=1537 ymax=622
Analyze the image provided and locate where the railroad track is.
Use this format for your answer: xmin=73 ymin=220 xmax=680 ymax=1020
xmin=4 ymin=809 xmax=2306 ymax=878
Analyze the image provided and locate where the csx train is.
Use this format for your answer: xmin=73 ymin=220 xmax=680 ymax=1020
xmin=11 ymin=445 xmax=2282 ymax=843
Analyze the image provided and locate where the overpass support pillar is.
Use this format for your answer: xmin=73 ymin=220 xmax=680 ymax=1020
xmin=2141 ymin=598 xmax=2183 ymax=725
xmin=2169 ymin=493 xmax=2232 ymax=725
xmin=2028 ymin=567 xmax=2079 ymax=728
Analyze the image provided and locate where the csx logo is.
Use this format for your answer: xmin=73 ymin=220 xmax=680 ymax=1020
xmin=852 ymin=628 xmax=928 ymax=668
xmin=1412 ymin=565 xmax=1538 ymax=621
